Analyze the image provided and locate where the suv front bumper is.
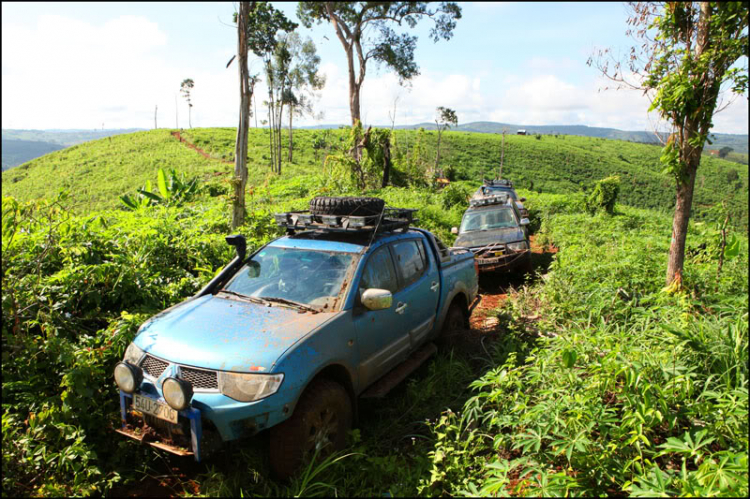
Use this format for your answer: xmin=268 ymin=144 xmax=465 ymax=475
xmin=474 ymin=249 xmax=530 ymax=272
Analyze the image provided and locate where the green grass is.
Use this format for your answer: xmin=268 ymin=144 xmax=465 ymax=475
xmin=2 ymin=127 xmax=747 ymax=227
xmin=423 ymin=196 xmax=748 ymax=497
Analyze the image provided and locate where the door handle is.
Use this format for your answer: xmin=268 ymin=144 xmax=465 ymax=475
xmin=430 ymin=281 xmax=439 ymax=292
xmin=395 ymin=302 xmax=408 ymax=314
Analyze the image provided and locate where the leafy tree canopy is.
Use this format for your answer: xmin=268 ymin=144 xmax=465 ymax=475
xmin=297 ymin=2 xmax=461 ymax=83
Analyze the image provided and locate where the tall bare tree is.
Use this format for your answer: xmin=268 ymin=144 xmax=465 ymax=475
xmin=589 ymin=2 xmax=748 ymax=287
xmin=231 ymin=2 xmax=254 ymax=229
xmin=297 ymin=2 xmax=462 ymax=125
xmin=180 ymin=79 xmax=195 ymax=128
xmin=434 ymin=106 xmax=457 ymax=174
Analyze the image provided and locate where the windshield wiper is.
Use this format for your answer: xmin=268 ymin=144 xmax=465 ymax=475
xmin=218 ymin=290 xmax=267 ymax=305
xmin=259 ymin=296 xmax=319 ymax=313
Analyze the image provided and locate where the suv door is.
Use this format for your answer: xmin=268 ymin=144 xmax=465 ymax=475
xmin=353 ymin=245 xmax=410 ymax=387
xmin=390 ymin=238 xmax=440 ymax=347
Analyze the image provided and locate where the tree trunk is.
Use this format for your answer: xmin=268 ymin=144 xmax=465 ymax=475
xmin=434 ymin=126 xmax=442 ymax=175
xmin=232 ymin=1 xmax=253 ymax=230
xmin=381 ymin=135 xmax=391 ymax=188
xmin=666 ymin=165 xmax=698 ymax=286
xmin=288 ymin=104 xmax=294 ymax=163
xmin=276 ymin=99 xmax=284 ymax=175
xmin=350 ymin=80 xmax=361 ymax=126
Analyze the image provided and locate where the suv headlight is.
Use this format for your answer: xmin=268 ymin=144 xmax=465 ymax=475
xmin=218 ymin=372 xmax=284 ymax=402
xmin=507 ymin=241 xmax=528 ymax=251
xmin=123 ymin=342 xmax=145 ymax=364
xmin=114 ymin=362 xmax=143 ymax=393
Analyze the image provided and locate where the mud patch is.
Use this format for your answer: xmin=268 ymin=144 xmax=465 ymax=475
xmin=171 ymin=131 xmax=233 ymax=165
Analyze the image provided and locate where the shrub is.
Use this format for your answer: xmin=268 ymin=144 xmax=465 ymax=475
xmin=584 ymin=175 xmax=620 ymax=214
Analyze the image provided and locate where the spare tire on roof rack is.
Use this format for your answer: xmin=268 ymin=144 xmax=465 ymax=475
xmin=309 ymin=196 xmax=385 ymax=217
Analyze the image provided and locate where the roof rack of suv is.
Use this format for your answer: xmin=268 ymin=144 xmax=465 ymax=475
xmin=469 ymin=193 xmax=511 ymax=207
xmin=274 ymin=207 xmax=418 ymax=236
xmin=483 ymin=178 xmax=513 ymax=188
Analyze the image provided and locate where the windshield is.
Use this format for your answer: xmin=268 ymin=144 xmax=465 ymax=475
xmin=460 ymin=207 xmax=518 ymax=233
xmin=222 ymin=246 xmax=355 ymax=311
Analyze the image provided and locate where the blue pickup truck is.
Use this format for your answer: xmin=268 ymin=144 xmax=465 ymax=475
xmin=114 ymin=197 xmax=478 ymax=477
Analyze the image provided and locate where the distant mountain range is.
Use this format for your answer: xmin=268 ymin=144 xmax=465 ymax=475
xmin=2 ymin=129 xmax=145 ymax=170
xmin=300 ymin=121 xmax=748 ymax=154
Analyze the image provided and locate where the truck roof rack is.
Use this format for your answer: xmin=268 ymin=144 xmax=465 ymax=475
xmin=469 ymin=193 xmax=511 ymax=207
xmin=483 ymin=178 xmax=513 ymax=188
xmin=274 ymin=207 xmax=418 ymax=236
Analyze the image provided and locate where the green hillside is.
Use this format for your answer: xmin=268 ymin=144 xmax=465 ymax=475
xmin=3 ymin=127 xmax=747 ymax=227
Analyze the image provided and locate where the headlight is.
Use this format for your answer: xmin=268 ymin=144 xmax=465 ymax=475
xmin=123 ymin=342 xmax=145 ymax=364
xmin=219 ymin=372 xmax=284 ymax=402
xmin=507 ymin=241 xmax=528 ymax=251
xmin=114 ymin=362 xmax=143 ymax=393
xmin=162 ymin=377 xmax=193 ymax=411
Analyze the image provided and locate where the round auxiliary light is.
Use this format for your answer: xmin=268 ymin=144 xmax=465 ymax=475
xmin=114 ymin=362 xmax=143 ymax=394
xmin=162 ymin=377 xmax=193 ymax=411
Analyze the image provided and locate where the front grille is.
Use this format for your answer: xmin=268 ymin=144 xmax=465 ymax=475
xmin=141 ymin=355 xmax=169 ymax=379
xmin=179 ymin=366 xmax=219 ymax=390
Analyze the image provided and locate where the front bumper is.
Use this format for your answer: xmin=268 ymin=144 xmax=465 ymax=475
xmin=117 ymin=391 xmax=204 ymax=460
xmin=116 ymin=380 xmax=289 ymax=461
xmin=474 ymin=249 xmax=530 ymax=272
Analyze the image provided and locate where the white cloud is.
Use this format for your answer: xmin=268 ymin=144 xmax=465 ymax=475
xmin=2 ymin=12 xmax=746 ymax=136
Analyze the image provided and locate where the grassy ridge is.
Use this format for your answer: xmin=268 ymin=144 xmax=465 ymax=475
xmin=2 ymin=127 xmax=747 ymax=228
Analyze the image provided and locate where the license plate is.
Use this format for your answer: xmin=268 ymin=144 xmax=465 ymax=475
xmin=494 ymin=251 xmax=504 ymax=256
xmin=133 ymin=394 xmax=178 ymax=423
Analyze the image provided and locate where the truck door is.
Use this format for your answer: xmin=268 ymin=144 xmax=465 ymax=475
xmin=390 ymin=238 xmax=440 ymax=347
xmin=353 ymin=245 xmax=411 ymax=387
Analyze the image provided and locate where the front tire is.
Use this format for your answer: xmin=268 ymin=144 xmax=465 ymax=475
xmin=437 ymin=303 xmax=466 ymax=348
xmin=269 ymin=378 xmax=352 ymax=479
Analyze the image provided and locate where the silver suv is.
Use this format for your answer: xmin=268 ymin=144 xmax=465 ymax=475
xmin=452 ymin=193 xmax=532 ymax=274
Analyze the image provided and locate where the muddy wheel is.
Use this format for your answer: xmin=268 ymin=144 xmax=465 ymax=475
xmin=437 ymin=303 xmax=466 ymax=348
xmin=522 ymin=253 xmax=534 ymax=275
xmin=309 ymin=196 xmax=385 ymax=217
xmin=269 ymin=378 xmax=352 ymax=479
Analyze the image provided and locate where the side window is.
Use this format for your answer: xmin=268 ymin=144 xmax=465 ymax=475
xmin=392 ymin=240 xmax=427 ymax=289
xmin=359 ymin=246 xmax=398 ymax=294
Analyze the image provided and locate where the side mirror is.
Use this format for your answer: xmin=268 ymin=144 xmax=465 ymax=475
xmin=519 ymin=218 xmax=530 ymax=226
xmin=246 ymin=261 xmax=261 ymax=278
xmin=451 ymin=227 xmax=458 ymax=235
xmin=361 ymin=289 xmax=392 ymax=311
xmin=519 ymin=197 xmax=527 ymax=203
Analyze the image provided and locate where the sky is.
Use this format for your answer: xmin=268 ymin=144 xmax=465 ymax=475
xmin=2 ymin=2 xmax=747 ymax=134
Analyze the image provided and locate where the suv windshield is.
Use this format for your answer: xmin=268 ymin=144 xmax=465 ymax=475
xmin=222 ymin=246 xmax=355 ymax=310
xmin=460 ymin=207 xmax=517 ymax=233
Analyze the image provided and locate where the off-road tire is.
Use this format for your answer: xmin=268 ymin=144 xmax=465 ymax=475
xmin=521 ymin=252 xmax=534 ymax=276
xmin=309 ymin=196 xmax=385 ymax=217
xmin=437 ymin=303 xmax=466 ymax=349
xmin=269 ymin=378 xmax=352 ymax=480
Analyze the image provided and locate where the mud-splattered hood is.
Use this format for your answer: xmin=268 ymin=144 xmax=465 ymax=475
xmin=134 ymin=295 xmax=336 ymax=373
xmin=454 ymin=227 xmax=525 ymax=249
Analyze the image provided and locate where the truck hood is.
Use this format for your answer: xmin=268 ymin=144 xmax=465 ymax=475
xmin=134 ymin=295 xmax=336 ymax=373
xmin=454 ymin=227 xmax=525 ymax=249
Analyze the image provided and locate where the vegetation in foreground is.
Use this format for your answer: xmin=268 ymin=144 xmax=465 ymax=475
xmin=2 ymin=156 xmax=747 ymax=496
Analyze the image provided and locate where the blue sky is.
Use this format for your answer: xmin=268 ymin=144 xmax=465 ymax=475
xmin=2 ymin=2 xmax=747 ymax=133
